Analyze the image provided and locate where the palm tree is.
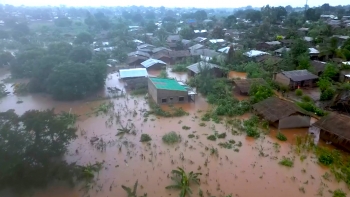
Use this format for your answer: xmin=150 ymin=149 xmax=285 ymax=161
xmin=121 ymin=180 xmax=147 ymax=197
xmin=319 ymin=37 xmax=344 ymax=61
xmin=165 ymin=167 xmax=202 ymax=197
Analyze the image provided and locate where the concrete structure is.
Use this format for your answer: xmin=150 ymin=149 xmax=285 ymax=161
xmin=119 ymin=68 xmax=148 ymax=79
xmin=148 ymin=78 xmax=190 ymax=104
xmin=274 ymin=70 xmax=318 ymax=89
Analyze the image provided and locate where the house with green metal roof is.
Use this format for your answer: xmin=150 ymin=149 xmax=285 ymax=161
xmin=148 ymin=77 xmax=192 ymax=104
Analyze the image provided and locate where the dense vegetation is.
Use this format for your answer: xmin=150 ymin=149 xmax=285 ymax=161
xmin=0 ymin=109 xmax=101 ymax=194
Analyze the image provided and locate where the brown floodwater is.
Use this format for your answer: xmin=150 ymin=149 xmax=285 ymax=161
xmin=1 ymin=69 xmax=349 ymax=197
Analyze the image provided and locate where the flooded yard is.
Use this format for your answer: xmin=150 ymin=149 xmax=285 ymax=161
xmin=1 ymin=69 xmax=349 ymax=197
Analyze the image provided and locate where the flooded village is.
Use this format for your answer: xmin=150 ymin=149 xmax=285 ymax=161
xmin=1 ymin=3 xmax=350 ymax=197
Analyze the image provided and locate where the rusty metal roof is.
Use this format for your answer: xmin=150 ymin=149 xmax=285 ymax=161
xmin=281 ymin=70 xmax=318 ymax=82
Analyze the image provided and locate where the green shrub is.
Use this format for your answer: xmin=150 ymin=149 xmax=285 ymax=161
xmin=207 ymin=135 xmax=216 ymax=141
xmin=188 ymin=134 xmax=195 ymax=138
xmin=333 ymin=189 xmax=346 ymax=197
xmin=246 ymin=127 xmax=260 ymax=138
xmin=295 ymin=89 xmax=303 ymax=96
xmin=276 ymin=132 xmax=287 ymax=141
xmin=320 ymin=88 xmax=335 ymax=101
xmin=162 ymin=131 xmax=180 ymax=144
xmin=218 ymin=142 xmax=233 ymax=149
xmin=318 ymin=152 xmax=334 ymax=166
xmin=140 ymin=134 xmax=152 ymax=142
xmin=217 ymin=132 xmax=226 ymax=139
xmin=301 ymin=95 xmax=312 ymax=102
xmin=171 ymin=64 xmax=187 ymax=72
xmin=182 ymin=125 xmax=191 ymax=130
xmin=279 ymin=157 xmax=294 ymax=167
xmin=199 ymin=122 xmax=206 ymax=127
xmin=297 ymin=102 xmax=327 ymax=116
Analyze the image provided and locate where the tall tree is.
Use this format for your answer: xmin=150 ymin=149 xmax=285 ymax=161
xmin=74 ymin=32 xmax=93 ymax=45
xmin=69 ymin=46 xmax=92 ymax=63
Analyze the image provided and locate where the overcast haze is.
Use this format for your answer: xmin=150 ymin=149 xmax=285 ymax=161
xmin=1 ymin=0 xmax=348 ymax=8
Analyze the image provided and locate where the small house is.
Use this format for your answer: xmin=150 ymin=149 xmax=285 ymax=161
xmin=274 ymin=70 xmax=318 ymax=89
xmin=339 ymin=70 xmax=350 ymax=82
xmin=244 ymin=50 xmax=270 ymax=61
xmin=193 ymin=37 xmax=207 ymax=43
xmin=168 ymin=50 xmax=192 ymax=64
xmin=298 ymin=28 xmax=309 ymax=36
xmin=152 ymin=47 xmax=171 ymax=55
xmin=312 ymin=113 xmax=350 ymax=152
xmin=126 ymin=56 xmax=148 ymax=67
xmin=152 ymin=52 xmax=171 ymax=64
xmin=256 ymin=41 xmax=281 ymax=51
xmin=253 ymin=97 xmax=311 ymax=129
xmin=137 ymin=44 xmax=155 ymax=53
xmin=274 ymin=47 xmax=291 ymax=56
xmin=233 ymin=78 xmax=267 ymax=95
xmin=141 ymin=58 xmax=167 ymax=70
xmin=148 ymin=77 xmax=190 ymax=104
xmin=167 ymin=35 xmax=181 ymax=43
xmin=187 ymin=61 xmax=224 ymax=77
xmin=189 ymin=44 xmax=206 ymax=52
xmin=128 ymin=51 xmax=150 ymax=58
xmin=310 ymin=60 xmax=326 ymax=76
xmin=256 ymin=55 xmax=282 ymax=65
xmin=119 ymin=68 xmax=148 ymax=90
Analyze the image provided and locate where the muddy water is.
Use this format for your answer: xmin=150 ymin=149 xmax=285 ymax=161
xmin=1 ymin=70 xmax=349 ymax=197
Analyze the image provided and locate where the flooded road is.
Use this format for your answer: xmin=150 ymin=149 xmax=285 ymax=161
xmin=1 ymin=69 xmax=349 ymax=197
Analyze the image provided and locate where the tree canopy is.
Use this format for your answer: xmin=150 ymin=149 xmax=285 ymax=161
xmin=74 ymin=32 xmax=94 ymax=45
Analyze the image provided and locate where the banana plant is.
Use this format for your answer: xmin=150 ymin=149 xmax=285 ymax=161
xmin=165 ymin=167 xmax=202 ymax=197
xmin=121 ymin=180 xmax=147 ymax=197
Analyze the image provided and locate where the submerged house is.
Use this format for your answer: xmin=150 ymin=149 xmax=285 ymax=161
xmin=187 ymin=61 xmax=224 ymax=77
xmin=312 ymin=113 xmax=350 ymax=152
xmin=232 ymin=78 xmax=267 ymax=95
xmin=141 ymin=58 xmax=167 ymax=70
xmin=148 ymin=77 xmax=195 ymax=104
xmin=253 ymin=97 xmax=311 ymax=129
xmin=273 ymin=70 xmax=318 ymax=89
xmin=119 ymin=68 xmax=148 ymax=89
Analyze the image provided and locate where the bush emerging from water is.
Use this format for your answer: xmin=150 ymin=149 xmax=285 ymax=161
xmin=162 ymin=131 xmax=180 ymax=144
xmin=217 ymin=132 xmax=226 ymax=139
xmin=333 ymin=189 xmax=346 ymax=197
xmin=279 ymin=157 xmax=294 ymax=167
xmin=276 ymin=132 xmax=287 ymax=141
xmin=295 ymin=89 xmax=303 ymax=96
xmin=140 ymin=134 xmax=152 ymax=142
xmin=207 ymin=135 xmax=216 ymax=141
xmin=301 ymin=95 xmax=312 ymax=102
xmin=188 ymin=134 xmax=195 ymax=138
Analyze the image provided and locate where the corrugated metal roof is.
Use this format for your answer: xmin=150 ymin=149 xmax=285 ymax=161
xmin=187 ymin=61 xmax=220 ymax=74
xmin=189 ymin=44 xmax=205 ymax=51
xmin=119 ymin=68 xmax=148 ymax=79
xmin=244 ymin=50 xmax=269 ymax=57
xmin=218 ymin=46 xmax=230 ymax=54
xmin=141 ymin=58 xmax=167 ymax=68
xmin=149 ymin=77 xmax=187 ymax=91
xmin=128 ymin=51 xmax=150 ymax=58
xmin=282 ymin=70 xmax=318 ymax=81
xmin=209 ymin=39 xmax=225 ymax=43
xmin=308 ymin=48 xmax=319 ymax=54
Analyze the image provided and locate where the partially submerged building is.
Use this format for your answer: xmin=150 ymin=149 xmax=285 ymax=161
xmin=119 ymin=68 xmax=148 ymax=90
xmin=232 ymin=78 xmax=267 ymax=95
xmin=312 ymin=113 xmax=350 ymax=152
xmin=253 ymin=97 xmax=311 ymax=129
xmin=187 ymin=61 xmax=224 ymax=77
xmin=148 ymin=78 xmax=195 ymax=104
xmin=141 ymin=58 xmax=167 ymax=70
xmin=273 ymin=70 xmax=318 ymax=89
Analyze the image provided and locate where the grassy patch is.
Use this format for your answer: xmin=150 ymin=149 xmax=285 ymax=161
xmin=218 ymin=142 xmax=233 ymax=149
xmin=162 ymin=131 xmax=180 ymax=144
xmin=276 ymin=132 xmax=287 ymax=141
xmin=279 ymin=157 xmax=294 ymax=167
xmin=146 ymin=101 xmax=189 ymax=117
xmin=217 ymin=132 xmax=226 ymax=139
xmin=297 ymin=101 xmax=327 ymax=117
xmin=171 ymin=64 xmax=187 ymax=72
xmin=199 ymin=122 xmax=206 ymax=127
xmin=295 ymin=89 xmax=303 ymax=96
xmin=207 ymin=135 xmax=216 ymax=141
xmin=140 ymin=134 xmax=152 ymax=142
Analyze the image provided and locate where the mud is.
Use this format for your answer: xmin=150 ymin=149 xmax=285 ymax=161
xmin=1 ymin=69 xmax=348 ymax=197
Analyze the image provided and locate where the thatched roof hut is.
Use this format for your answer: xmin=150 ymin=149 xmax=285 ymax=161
xmin=253 ymin=97 xmax=311 ymax=129
xmin=331 ymin=90 xmax=350 ymax=113
xmin=233 ymin=78 xmax=267 ymax=95
xmin=312 ymin=113 xmax=350 ymax=152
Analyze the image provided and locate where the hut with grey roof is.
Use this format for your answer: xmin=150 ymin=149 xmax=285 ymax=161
xmin=273 ymin=70 xmax=318 ymax=89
